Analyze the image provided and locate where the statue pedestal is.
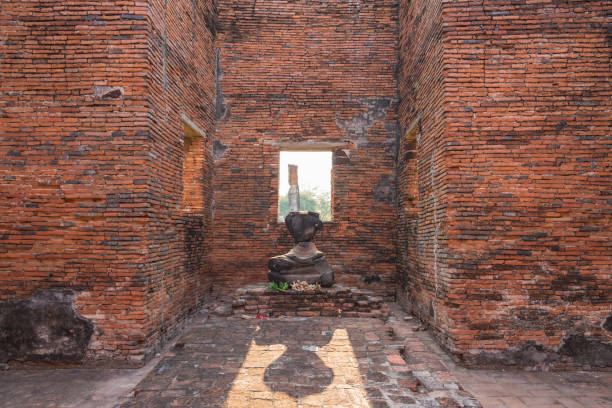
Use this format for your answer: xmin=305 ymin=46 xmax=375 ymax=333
xmin=231 ymin=284 xmax=391 ymax=319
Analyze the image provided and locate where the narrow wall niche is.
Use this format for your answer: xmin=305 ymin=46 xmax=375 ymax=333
xmin=182 ymin=119 xmax=206 ymax=213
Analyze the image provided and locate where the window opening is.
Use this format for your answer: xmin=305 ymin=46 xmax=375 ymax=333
xmin=278 ymin=151 xmax=332 ymax=222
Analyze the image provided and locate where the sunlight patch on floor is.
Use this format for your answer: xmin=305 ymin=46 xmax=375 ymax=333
xmin=225 ymin=328 xmax=371 ymax=407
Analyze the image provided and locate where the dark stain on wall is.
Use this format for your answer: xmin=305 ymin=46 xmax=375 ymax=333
xmin=335 ymin=97 xmax=394 ymax=146
xmin=373 ymin=174 xmax=396 ymax=204
xmin=213 ymin=140 xmax=228 ymax=160
xmin=215 ymin=48 xmax=227 ymax=122
xmin=603 ymin=312 xmax=612 ymax=333
xmin=468 ymin=341 xmax=558 ymax=368
xmin=0 ymin=289 xmax=94 ymax=363
xmin=558 ymin=334 xmax=612 ymax=367
xmin=466 ymin=335 xmax=612 ymax=369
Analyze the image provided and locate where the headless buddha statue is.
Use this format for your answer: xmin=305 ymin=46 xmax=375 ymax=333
xmin=268 ymin=211 xmax=334 ymax=287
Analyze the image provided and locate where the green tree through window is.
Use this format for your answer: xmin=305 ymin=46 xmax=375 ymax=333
xmin=278 ymin=190 xmax=331 ymax=222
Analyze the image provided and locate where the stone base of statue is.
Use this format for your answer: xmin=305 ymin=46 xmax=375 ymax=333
xmin=231 ymin=283 xmax=390 ymax=319
xmin=268 ymin=211 xmax=334 ymax=287
xmin=268 ymin=242 xmax=333 ymax=287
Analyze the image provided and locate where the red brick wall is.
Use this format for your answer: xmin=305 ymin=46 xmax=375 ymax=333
xmin=444 ymin=0 xmax=611 ymax=365
xmin=399 ymin=0 xmax=612 ymax=366
xmin=0 ymin=0 xmax=150 ymax=363
xmin=2 ymin=0 xmax=609 ymax=367
xmin=0 ymin=0 xmax=215 ymax=364
xmin=212 ymin=0 xmax=399 ymax=297
xmin=397 ymin=0 xmax=454 ymax=348
xmin=143 ymin=0 xmax=216 ymax=358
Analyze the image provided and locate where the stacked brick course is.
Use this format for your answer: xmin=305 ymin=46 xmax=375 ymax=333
xmin=212 ymin=0 xmax=399 ymax=298
xmin=398 ymin=0 xmax=612 ymax=366
xmin=0 ymin=0 xmax=216 ymax=364
xmin=231 ymin=284 xmax=391 ymax=319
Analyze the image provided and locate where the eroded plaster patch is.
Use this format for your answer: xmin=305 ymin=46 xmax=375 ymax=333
xmin=0 ymin=289 xmax=94 ymax=363
xmin=335 ymin=98 xmax=394 ymax=148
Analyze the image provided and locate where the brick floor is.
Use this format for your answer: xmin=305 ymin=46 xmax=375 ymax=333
xmin=120 ymin=314 xmax=480 ymax=407
xmin=0 ymin=363 xmax=156 ymax=408
xmin=1 ymin=305 xmax=610 ymax=408
xmin=450 ymin=368 xmax=612 ymax=408
xmin=387 ymin=304 xmax=612 ymax=408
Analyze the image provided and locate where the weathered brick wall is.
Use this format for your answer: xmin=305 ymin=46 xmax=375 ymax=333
xmin=0 ymin=0 xmax=216 ymax=364
xmin=444 ymin=0 xmax=611 ymax=366
xmin=212 ymin=0 xmax=399 ymax=298
xmin=399 ymin=0 xmax=612 ymax=367
xmin=143 ymin=0 xmax=216 ymax=358
xmin=2 ymin=0 xmax=609 ymax=368
xmin=397 ymin=0 xmax=453 ymax=345
xmin=0 ymin=0 xmax=151 ymax=364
